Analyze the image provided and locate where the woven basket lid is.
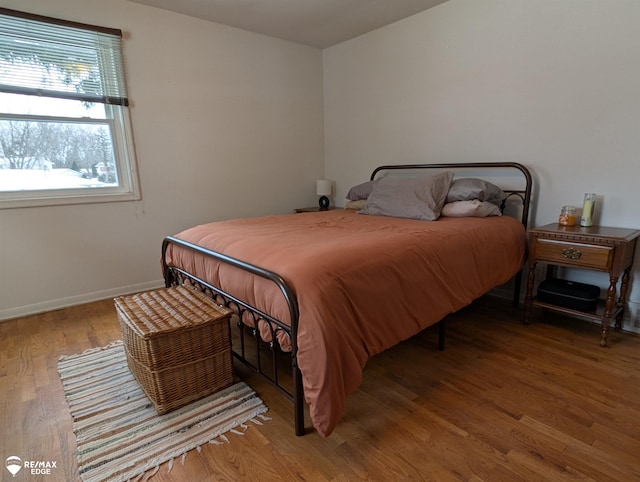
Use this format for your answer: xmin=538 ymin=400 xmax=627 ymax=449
xmin=115 ymin=285 xmax=232 ymax=338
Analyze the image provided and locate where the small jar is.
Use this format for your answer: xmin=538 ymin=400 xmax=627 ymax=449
xmin=558 ymin=206 xmax=577 ymax=226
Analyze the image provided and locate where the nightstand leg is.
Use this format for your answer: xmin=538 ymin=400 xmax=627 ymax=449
xmin=601 ymin=276 xmax=619 ymax=347
xmin=615 ymin=268 xmax=631 ymax=330
xmin=524 ymin=261 xmax=536 ymax=324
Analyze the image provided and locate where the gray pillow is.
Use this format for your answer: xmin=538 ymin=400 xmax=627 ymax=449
xmin=359 ymin=171 xmax=454 ymax=221
xmin=346 ymin=180 xmax=376 ymax=201
xmin=445 ymin=178 xmax=504 ymax=206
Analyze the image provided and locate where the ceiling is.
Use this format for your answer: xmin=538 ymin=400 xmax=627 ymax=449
xmin=128 ymin=0 xmax=449 ymax=48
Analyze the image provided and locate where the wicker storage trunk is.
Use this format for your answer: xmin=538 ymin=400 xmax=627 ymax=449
xmin=115 ymin=285 xmax=234 ymax=414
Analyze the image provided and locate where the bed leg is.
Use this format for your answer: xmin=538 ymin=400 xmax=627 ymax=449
xmin=513 ymin=271 xmax=522 ymax=307
xmin=438 ymin=320 xmax=445 ymax=351
xmin=293 ymin=365 xmax=305 ymax=436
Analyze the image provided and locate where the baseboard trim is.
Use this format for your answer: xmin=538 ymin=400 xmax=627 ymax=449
xmin=0 ymin=280 xmax=165 ymax=322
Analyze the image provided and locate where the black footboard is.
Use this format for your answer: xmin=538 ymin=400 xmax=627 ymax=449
xmin=161 ymin=236 xmax=306 ymax=436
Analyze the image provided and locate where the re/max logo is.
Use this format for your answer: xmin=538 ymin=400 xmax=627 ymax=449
xmin=6 ymin=455 xmax=59 ymax=477
xmin=23 ymin=461 xmax=57 ymax=469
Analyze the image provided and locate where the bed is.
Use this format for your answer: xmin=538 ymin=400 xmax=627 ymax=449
xmin=161 ymin=162 xmax=533 ymax=437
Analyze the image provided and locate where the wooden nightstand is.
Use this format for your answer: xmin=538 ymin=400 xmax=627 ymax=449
xmin=524 ymin=223 xmax=640 ymax=346
xmin=294 ymin=207 xmax=335 ymax=213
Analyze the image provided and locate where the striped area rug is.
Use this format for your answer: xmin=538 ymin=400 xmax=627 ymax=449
xmin=58 ymin=341 xmax=269 ymax=482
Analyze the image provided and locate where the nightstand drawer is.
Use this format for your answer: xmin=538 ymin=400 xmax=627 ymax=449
xmin=535 ymin=239 xmax=613 ymax=270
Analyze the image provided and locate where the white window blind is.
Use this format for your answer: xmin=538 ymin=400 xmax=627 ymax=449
xmin=0 ymin=8 xmax=128 ymax=106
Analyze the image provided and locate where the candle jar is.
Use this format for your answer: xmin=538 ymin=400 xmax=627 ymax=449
xmin=580 ymin=193 xmax=596 ymax=227
xmin=558 ymin=206 xmax=577 ymax=226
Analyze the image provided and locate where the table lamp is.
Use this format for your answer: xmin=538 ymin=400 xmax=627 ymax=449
xmin=316 ymin=179 xmax=332 ymax=210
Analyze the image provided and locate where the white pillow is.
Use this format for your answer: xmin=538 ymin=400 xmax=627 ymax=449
xmin=345 ymin=199 xmax=368 ymax=210
xmin=441 ymin=200 xmax=502 ymax=217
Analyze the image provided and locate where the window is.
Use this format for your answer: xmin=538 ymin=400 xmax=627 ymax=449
xmin=0 ymin=8 xmax=139 ymax=208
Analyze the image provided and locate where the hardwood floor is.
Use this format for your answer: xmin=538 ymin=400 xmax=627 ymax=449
xmin=2 ymin=295 xmax=640 ymax=481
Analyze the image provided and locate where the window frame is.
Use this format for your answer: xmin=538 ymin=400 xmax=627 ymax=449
xmin=0 ymin=7 xmax=140 ymax=209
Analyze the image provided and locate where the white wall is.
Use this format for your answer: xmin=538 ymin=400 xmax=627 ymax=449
xmin=0 ymin=0 xmax=324 ymax=319
xmin=324 ymin=0 xmax=640 ymax=327
xmin=4 ymin=0 xmax=640 ymax=327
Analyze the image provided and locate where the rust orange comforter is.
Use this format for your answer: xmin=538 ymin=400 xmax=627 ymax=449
xmin=164 ymin=210 xmax=526 ymax=437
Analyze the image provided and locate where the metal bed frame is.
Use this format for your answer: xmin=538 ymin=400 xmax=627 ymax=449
xmin=161 ymin=162 xmax=533 ymax=436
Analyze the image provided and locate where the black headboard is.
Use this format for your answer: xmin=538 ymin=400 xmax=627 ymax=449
xmin=370 ymin=162 xmax=533 ymax=228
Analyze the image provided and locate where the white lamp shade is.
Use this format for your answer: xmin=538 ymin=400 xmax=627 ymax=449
xmin=316 ymin=179 xmax=332 ymax=196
